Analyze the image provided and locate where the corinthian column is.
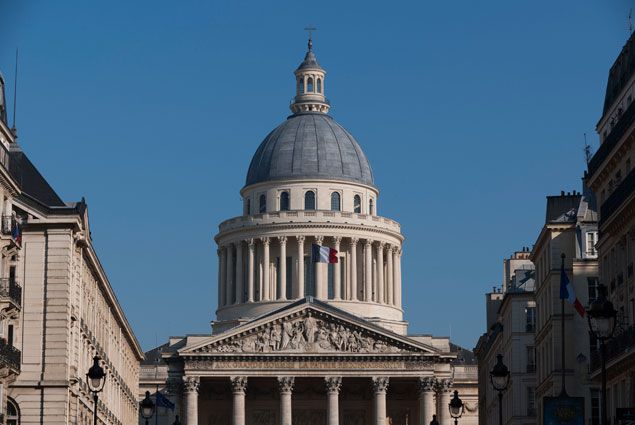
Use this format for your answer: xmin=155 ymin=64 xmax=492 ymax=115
xmin=297 ymin=236 xmax=305 ymax=298
xmin=262 ymin=237 xmax=270 ymax=301
xmin=183 ymin=376 xmax=200 ymax=425
xmin=386 ymin=246 xmax=394 ymax=305
xmin=235 ymin=242 xmax=244 ymax=304
xmin=349 ymin=238 xmax=358 ymax=300
xmin=436 ymin=379 xmax=453 ymax=425
xmin=279 ymin=236 xmax=287 ymax=300
xmin=278 ymin=377 xmax=295 ymax=425
xmin=333 ymin=237 xmax=342 ymax=300
xmin=226 ymin=244 xmax=234 ymax=305
xmin=247 ymin=239 xmax=255 ymax=302
xmin=376 ymin=242 xmax=385 ymax=304
xmin=372 ymin=377 xmax=389 ymax=425
xmin=325 ymin=377 xmax=342 ymax=425
xmin=418 ymin=377 xmax=436 ymax=425
xmin=219 ymin=247 xmax=227 ymax=308
xmin=231 ymin=376 xmax=248 ymax=425
xmin=364 ymin=240 xmax=373 ymax=302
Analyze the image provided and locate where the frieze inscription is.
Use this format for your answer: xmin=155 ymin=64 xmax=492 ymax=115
xmin=187 ymin=359 xmax=435 ymax=370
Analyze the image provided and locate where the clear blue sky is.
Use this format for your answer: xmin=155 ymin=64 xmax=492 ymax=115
xmin=0 ymin=1 xmax=631 ymax=351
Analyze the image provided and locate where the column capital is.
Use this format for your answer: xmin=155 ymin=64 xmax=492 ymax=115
xmin=315 ymin=235 xmax=324 ymax=245
xmin=278 ymin=236 xmax=288 ymax=245
xmin=230 ymin=376 xmax=248 ymax=393
xmin=183 ymin=376 xmax=200 ymax=393
xmin=377 ymin=241 xmax=386 ymax=249
xmin=261 ymin=237 xmax=270 ymax=246
xmin=418 ymin=377 xmax=436 ymax=394
xmin=247 ymin=238 xmax=255 ymax=248
xmin=278 ymin=376 xmax=295 ymax=393
xmin=365 ymin=239 xmax=373 ymax=248
xmin=436 ymin=378 xmax=453 ymax=393
xmin=350 ymin=237 xmax=359 ymax=245
xmin=217 ymin=249 xmax=222 ymax=257
xmin=325 ymin=376 xmax=342 ymax=394
xmin=333 ymin=236 xmax=342 ymax=246
xmin=372 ymin=377 xmax=389 ymax=393
xmin=297 ymin=235 xmax=306 ymax=243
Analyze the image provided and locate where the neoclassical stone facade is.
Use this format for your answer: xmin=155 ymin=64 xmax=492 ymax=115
xmin=155 ymin=39 xmax=478 ymax=425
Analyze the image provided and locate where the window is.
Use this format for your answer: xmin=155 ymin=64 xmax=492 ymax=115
xmin=527 ymin=387 xmax=536 ymax=416
xmin=304 ymin=191 xmax=316 ymax=210
xmin=6 ymin=398 xmax=18 ymax=425
xmin=587 ymin=231 xmax=598 ymax=256
xmin=280 ymin=191 xmax=290 ymax=211
xmin=354 ymin=195 xmax=362 ymax=213
xmin=526 ymin=346 xmax=535 ymax=372
xmin=317 ymin=78 xmax=322 ymax=93
xmin=330 ymin=192 xmax=341 ymax=211
xmin=369 ymin=198 xmax=374 ymax=215
xmin=588 ymin=277 xmax=599 ymax=302
xmin=307 ymin=77 xmax=314 ymax=92
xmin=304 ymin=256 xmax=315 ymax=296
xmin=245 ymin=199 xmax=251 ymax=215
xmin=525 ymin=306 xmax=536 ymax=332
xmin=591 ymin=389 xmax=600 ymax=425
xmin=259 ymin=194 xmax=266 ymax=213
xmin=298 ymin=78 xmax=304 ymax=94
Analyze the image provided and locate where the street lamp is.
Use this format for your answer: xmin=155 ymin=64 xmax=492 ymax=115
xmin=448 ymin=390 xmax=464 ymax=425
xmin=490 ymin=354 xmax=510 ymax=425
xmin=587 ymin=283 xmax=616 ymax=425
xmin=86 ymin=355 xmax=106 ymax=425
xmin=140 ymin=391 xmax=156 ymax=425
xmin=172 ymin=414 xmax=182 ymax=425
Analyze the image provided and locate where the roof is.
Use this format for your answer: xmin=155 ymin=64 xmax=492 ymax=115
xmin=245 ymin=112 xmax=374 ymax=187
xmin=296 ymin=39 xmax=323 ymax=72
xmin=545 ymin=193 xmax=581 ymax=223
xmin=9 ymin=150 xmax=66 ymax=208
xmin=603 ymin=31 xmax=635 ymax=115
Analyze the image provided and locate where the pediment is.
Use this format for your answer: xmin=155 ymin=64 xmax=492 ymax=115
xmin=183 ymin=301 xmax=438 ymax=356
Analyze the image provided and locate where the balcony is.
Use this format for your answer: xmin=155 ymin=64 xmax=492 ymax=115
xmin=0 ymin=341 xmax=20 ymax=372
xmin=590 ymin=325 xmax=635 ymax=372
xmin=0 ymin=279 xmax=21 ymax=309
xmin=589 ymin=99 xmax=635 ymax=177
xmin=600 ymin=163 xmax=635 ymax=228
xmin=0 ymin=215 xmax=21 ymax=247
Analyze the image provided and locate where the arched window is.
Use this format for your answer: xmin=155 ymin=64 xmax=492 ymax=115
xmin=354 ymin=195 xmax=362 ymax=213
xmin=330 ymin=192 xmax=341 ymax=211
xmin=369 ymin=199 xmax=375 ymax=215
xmin=317 ymin=78 xmax=322 ymax=93
xmin=280 ymin=191 xmax=290 ymax=211
xmin=7 ymin=398 xmax=19 ymax=425
xmin=297 ymin=78 xmax=304 ymax=94
xmin=259 ymin=194 xmax=266 ymax=213
xmin=304 ymin=191 xmax=316 ymax=210
xmin=307 ymin=77 xmax=314 ymax=92
xmin=244 ymin=198 xmax=251 ymax=215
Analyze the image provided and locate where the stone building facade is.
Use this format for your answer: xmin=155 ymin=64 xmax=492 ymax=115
xmin=475 ymin=249 xmax=536 ymax=425
xmin=149 ymin=39 xmax=478 ymax=425
xmin=0 ymin=70 xmax=145 ymax=424
xmin=530 ymin=191 xmax=599 ymax=425
xmin=586 ymin=30 xmax=635 ymax=423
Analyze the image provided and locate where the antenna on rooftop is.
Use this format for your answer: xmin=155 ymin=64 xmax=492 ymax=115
xmin=12 ymin=48 xmax=18 ymax=135
xmin=583 ymin=133 xmax=592 ymax=166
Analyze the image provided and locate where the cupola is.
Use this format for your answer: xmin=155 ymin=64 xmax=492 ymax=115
xmin=290 ymin=37 xmax=330 ymax=114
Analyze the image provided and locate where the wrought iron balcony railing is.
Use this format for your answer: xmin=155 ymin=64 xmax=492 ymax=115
xmin=0 ymin=279 xmax=21 ymax=308
xmin=589 ymin=99 xmax=635 ymax=177
xmin=0 ymin=341 xmax=20 ymax=372
xmin=600 ymin=166 xmax=635 ymax=227
xmin=590 ymin=325 xmax=635 ymax=371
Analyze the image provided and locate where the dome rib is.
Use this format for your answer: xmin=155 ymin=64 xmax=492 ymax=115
xmin=245 ymin=113 xmax=374 ymax=188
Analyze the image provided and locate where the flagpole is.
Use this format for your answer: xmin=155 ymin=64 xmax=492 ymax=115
xmin=156 ymin=383 xmax=159 ymax=425
xmin=560 ymin=253 xmax=567 ymax=395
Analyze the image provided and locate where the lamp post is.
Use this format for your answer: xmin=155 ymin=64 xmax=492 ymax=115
xmin=490 ymin=354 xmax=510 ymax=425
xmin=140 ymin=391 xmax=156 ymax=425
xmin=587 ymin=283 xmax=616 ymax=425
xmin=86 ymin=355 xmax=106 ymax=425
xmin=448 ymin=390 xmax=464 ymax=425
xmin=172 ymin=414 xmax=181 ymax=425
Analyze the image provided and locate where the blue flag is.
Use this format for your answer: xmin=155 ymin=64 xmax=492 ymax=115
xmin=156 ymin=391 xmax=175 ymax=411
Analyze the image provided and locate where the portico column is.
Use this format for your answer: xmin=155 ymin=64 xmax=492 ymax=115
xmin=231 ymin=376 xmax=248 ymax=425
xmin=247 ymin=239 xmax=255 ymax=302
xmin=372 ymin=377 xmax=389 ymax=425
xmin=376 ymin=242 xmax=385 ymax=304
xmin=333 ymin=237 xmax=342 ymax=300
xmin=386 ymin=246 xmax=394 ymax=305
xmin=183 ymin=376 xmax=200 ymax=425
xmin=393 ymin=248 xmax=402 ymax=308
xmin=297 ymin=236 xmax=305 ymax=298
xmin=279 ymin=237 xmax=287 ymax=300
xmin=226 ymin=244 xmax=234 ymax=305
xmin=219 ymin=247 xmax=227 ymax=307
xmin=364 ymin=240 xmax=373 ymax=302
xmin=349 ymin=238 xmax=358 ymax=300
xmin=418 ymin=377 xmax=436 ymax=425
xmin=436 ymin=379 xmax=453 ymax=425
xmin=325 ymin=377 xmax=342 ymax=425
xmin=278 ymin=377 xmax=295 ymax=425
xmin=315 ymin=236 xmax=325 ymax=298
xmin=235 ymin=242 xmax=244 ymax=304
xmin=262 ymin=237 xmax=270 ymax=301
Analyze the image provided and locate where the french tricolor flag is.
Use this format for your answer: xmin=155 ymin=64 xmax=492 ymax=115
xmin=560 ymin=260 xmax=585 ymax=317
xmin=311 ymin=244 xmax=338 ymax=264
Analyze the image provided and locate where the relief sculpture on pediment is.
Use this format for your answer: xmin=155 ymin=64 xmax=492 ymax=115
xmin=202 ymin=312 xmax=406 ymax=354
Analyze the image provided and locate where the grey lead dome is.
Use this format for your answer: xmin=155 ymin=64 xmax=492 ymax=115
xmin=245 ymin=112 xmax=374 ymax=188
